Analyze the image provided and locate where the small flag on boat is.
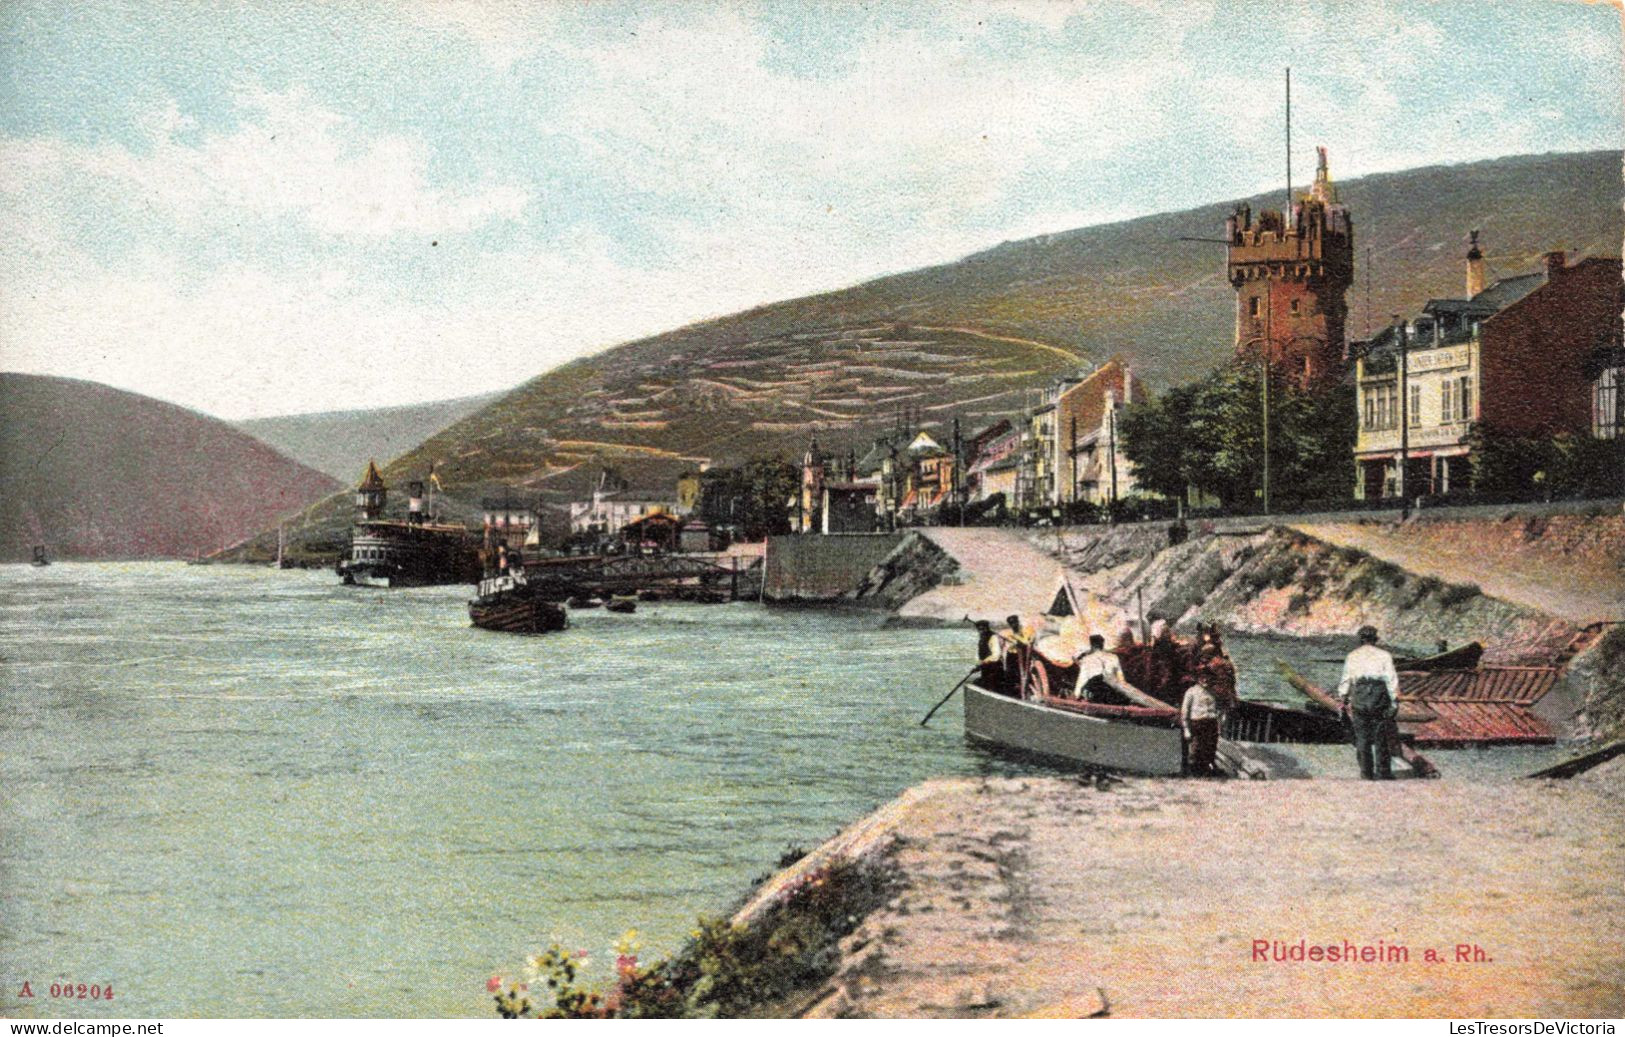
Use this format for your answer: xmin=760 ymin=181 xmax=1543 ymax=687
xmin=430 ymin=471 xmax=444 ymax=491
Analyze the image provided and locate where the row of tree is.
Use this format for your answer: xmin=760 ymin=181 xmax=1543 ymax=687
xmin=1118 ymin=359 xmax=1355 ymax=511
xmin=1119 ymin=357 xmax=1623 ymax=509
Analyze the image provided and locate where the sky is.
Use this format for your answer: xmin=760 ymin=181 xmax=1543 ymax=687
xmin=0 ymin=0 xmax=1620 ymax=420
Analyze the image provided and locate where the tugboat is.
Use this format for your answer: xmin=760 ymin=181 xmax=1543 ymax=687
xmin=468 ymin=570 xmax=569 ymax=634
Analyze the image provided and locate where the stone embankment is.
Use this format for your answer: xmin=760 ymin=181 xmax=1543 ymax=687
xmin=780 ymin=510 xmax=1620 ymax=735
xmin=735 ymin=772 xmax=1625 ymax=1018
xmin=817 ymin=513 xmax=1621 ymax=660
xmin=1044 ymin=523 xmax=1585 ymax=665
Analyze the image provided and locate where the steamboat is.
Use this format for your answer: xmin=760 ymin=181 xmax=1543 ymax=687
xmin=336 ymin=463 xmax=480 ymax=588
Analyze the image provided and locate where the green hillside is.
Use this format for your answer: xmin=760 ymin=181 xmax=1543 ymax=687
xmin=235 ymin=391 xmax=503 ymax=484
xmin=245 ymin=149 xmax=1622 ymax=559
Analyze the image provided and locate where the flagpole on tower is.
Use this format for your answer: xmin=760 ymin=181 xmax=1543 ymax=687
xmin=1285 ymin=66 xmax=1292 ymax=215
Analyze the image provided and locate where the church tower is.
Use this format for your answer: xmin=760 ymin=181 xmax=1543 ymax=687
xmin=798 ymin=434 xmax=825 ymax=533
xmin=1225 ymin=146 xmax=1354 ymax=386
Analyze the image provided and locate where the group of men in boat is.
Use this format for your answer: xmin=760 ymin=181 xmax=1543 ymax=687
xmin=973 ymin=614 xmax=1239 ymax=776
xmin=974 ymin=613 xmax=1407 ymax=780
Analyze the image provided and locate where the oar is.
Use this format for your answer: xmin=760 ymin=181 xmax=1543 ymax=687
xmin=920 ymin=666 xmax=978 ymax=727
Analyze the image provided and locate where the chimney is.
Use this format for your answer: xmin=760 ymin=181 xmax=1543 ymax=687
xmin=408 ymin=481 xmax=424 ymax=524
xmin=1465 ymin=229 xmax=1486 ymax=298
xmin=1542 ymin=250 xmax=1566 ymax=279
xmin=1122 ymin=365 xmax=1135 ymax=405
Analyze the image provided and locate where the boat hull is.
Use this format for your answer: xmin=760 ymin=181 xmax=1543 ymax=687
xmin=963 ymin=683 xmax=1184 ymax=776
xmin=468 ymin=587 xmax=569 ymax=634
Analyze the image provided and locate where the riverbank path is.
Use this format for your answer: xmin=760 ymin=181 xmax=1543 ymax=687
xmin=787 ymin=771 xmax=1625 ymax=1018
xmin=901 ymin=528 xmax=1098 ymax=626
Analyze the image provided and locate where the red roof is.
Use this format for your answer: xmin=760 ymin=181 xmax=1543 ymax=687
xmin=1397 ymin=666 xmax=1561 ymax=746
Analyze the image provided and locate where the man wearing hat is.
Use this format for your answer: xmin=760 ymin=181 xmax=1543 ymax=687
xmin=974 ymin=620 xmax=1003 ymax=693
xmin=1337 ymin=625 xmax=1401 ymax=780
xmin=1180 ymin=661 xmax=1223 ymax=777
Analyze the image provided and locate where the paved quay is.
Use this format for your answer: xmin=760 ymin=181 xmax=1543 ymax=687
xmin=744 ymin=767 xmax=1625 ymax=1018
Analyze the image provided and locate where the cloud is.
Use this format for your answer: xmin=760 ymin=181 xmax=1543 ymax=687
xmin=399 ymin=0 xmax=558 ymax=72
xmin=0 ymin=84 xmax=530 ymax=240
xmin=0 ymin=0 xmax=1617 ymax=419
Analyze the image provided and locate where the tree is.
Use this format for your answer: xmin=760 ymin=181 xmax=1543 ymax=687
xmin=1468 ymin=423 xmax=1625 ymax=501
xmin=1121 ymin=358 xmax=1356 ymax=511
xmin=699 ymin=457 xmax=799 ymax=540
xmin=1118 ymin=382 xmax=1197 ymax=503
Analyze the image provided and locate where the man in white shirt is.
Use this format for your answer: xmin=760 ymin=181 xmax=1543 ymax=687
xmin=1337 ymin=625 xmax=1401 ymax=780
xmin=1072 ymin=634 xmax=1124 ymax=700
xmin=1181 ymin=668 xmax=1222 ymax=776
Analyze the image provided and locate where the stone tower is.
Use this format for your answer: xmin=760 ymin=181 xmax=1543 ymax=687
xmin=1225 ymin=146 xmax=1354 ymax=386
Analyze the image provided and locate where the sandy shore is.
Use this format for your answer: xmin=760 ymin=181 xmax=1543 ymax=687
xmin=745 ymin=768 xmax=1625 ymax=1018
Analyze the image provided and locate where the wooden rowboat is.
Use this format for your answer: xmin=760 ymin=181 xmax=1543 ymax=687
xmin=1394 ymin=642 xmax=1483 ymax=672
xmin=963 ymin=682 xmax=1186 ymax=776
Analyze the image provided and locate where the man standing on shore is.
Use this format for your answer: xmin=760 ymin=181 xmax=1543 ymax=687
xmin=1337 ymin=625 xmax=1401 ymax=780
xmin=1181 ymin=668 xmax=1221 ymax=776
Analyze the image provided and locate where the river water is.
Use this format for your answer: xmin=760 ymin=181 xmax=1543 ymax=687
xmin=0 ymin=563 xmax=1569 ymax=1017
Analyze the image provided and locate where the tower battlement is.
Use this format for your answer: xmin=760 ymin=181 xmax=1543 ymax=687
xmin=1225 ymin=146 xmax=1355 ymax=386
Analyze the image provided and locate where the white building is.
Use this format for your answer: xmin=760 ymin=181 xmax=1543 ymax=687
xmin=568 ymin=484 xmax=678 ymax=536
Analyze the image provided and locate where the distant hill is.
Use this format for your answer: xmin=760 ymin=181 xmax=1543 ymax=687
xmin=234 ymin=391 xmax=503 ymax=484
xmin=241 ymin=149 xmax=1622 ymax=558
xmin=0 ymin=374 xmax=341 ymax=560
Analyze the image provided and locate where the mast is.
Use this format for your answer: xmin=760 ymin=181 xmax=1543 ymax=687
xmin=1285 ymin=67 xmax=1292 ymax=217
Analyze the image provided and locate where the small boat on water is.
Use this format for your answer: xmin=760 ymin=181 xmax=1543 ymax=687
xmin=567 ymin=595 xmax=602 ymax=609
xmin=963 ymin=681 xmax=1187 ymax=775
xmin=30 ymin=545 xmax=49 ymax=567
xmin=604 ymin=595 xmax=637 ymax=614
xmin=469 ymin=572 xmax=569 ymax=634
xmin=1394 ymin=642 xmax=1483 ymax=672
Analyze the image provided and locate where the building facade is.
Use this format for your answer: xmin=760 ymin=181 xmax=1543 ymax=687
xmin=1353 ymin=246 xmax=1624 ymax=499
xmin=1012 ymin=358 xmax=1147 ymax=511
xmin=482 ymin=494 xmax=541 ymax=551
xmin=569 ymin=471 xmax=679 ymax=536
